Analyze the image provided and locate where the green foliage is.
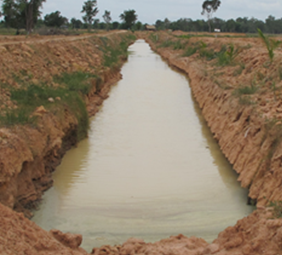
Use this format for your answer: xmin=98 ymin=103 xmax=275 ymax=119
xmin=44 ymin=11 xmax=68 ymax=27
xmin=217 ymin=44 xmax=238 ymax=66
xmin=0 ymin=108 xmax=36 ymax=126
xmin=102 ymin=10 xmax=112 ymax=31
xmin=100 ymin=34 xmax=136 ymax=67
xmin=177 ymin=34 xmax=191 ymax=39
xmin=53 ymin=72 xmax=100 ymax=94
xmin=1 ymin=0 xmax=46 ymax=33
xmin=0 ymin=71 xmax=104 ymax=140
xmin=81 ymin=0 xmax=99 ymax=31
xmin=257 ymin=28 xmax=281 ymax=62
xmin=201 ymin=0 xmax=221 ymax=32
xmin=120 ymin=9 xmax=137 ymax=30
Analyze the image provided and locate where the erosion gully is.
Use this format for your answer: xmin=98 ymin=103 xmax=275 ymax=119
xmin=32 ymin=39 xmax=254 ymax=252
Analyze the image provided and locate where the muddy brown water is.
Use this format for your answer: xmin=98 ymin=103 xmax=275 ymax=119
xmin=32 ymin=40 xmax=254 ymax=252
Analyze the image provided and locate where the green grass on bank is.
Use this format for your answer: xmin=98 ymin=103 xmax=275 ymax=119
xmin=99 ymin=33 xmax=136 ymax=67
xmin=0 ymin=71 xmax=100 ymax=141
xmin=0 ymin=33 xmax=136 ymax=141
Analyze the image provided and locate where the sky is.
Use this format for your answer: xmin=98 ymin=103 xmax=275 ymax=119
xmin=20 ymin=0 xmax=282 ymax=24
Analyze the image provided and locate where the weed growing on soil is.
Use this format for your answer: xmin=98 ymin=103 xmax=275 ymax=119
xmin=217 ymin=44 xmax=238 ymax=66
xmin=100 ymin=34 xmax=135 ymax=67
xmin=257 ymin=29 xmax=281 ymax=63
xmin=0 ymin=71 xmax=104 ymax=140
xmin=53 ymin=72 xmax=101 ymax=94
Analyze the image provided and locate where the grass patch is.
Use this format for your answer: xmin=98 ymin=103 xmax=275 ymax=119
xmin=0 ymin=71 xmax=104 ymax=140
xmin=54 ymin=72 xmax=101 ymax=94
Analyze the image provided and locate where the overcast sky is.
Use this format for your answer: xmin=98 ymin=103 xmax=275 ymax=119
xmin=40 ymin=0 xmax=282 ymax=24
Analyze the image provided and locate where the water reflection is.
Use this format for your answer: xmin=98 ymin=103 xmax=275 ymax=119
xmin=32 ymin=40 xmax=253 ymax=252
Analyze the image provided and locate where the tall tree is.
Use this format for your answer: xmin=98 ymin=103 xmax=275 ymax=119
xmin=81 ymin=0 xmax=98 ymax=31
xmin=120 ymin=9 xmax=137 ymax=30
xmin=201 ymin=0 xmax=221 ymax=32
xmin=102 ymin=10 xmax=111 ymax=31
xmin=18 ymin=0 xmax=46 ymax=33
xmin=1 ymin=0 xmax=45 ymax=33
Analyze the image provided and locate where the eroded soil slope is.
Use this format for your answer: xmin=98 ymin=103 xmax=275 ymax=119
xmin=0 ymin=31 xmax=135 ymax=217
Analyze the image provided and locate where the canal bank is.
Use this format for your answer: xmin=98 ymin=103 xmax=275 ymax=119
xmin=32 ymin=40 xmax=253 ymax=251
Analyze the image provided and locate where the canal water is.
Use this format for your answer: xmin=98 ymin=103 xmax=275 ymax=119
xmin=32 ymin=39 xmax=253 ymax=251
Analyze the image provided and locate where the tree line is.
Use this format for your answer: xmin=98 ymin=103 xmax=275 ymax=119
xmin=1 ymin=0 xmax=282 ymax=34
xmin=155 ymin=15 xmax=282 ymax=34
xmin=0 ymin=0 xmax=140 ymax=33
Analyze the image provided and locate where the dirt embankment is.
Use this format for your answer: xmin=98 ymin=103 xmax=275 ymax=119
xmin=143 ymin=31 xmax=282 ymax=207
xmin=89 ymin=31 xmax=282 ymax=255
xmin=0 ymin=31 xmax=134 ymax=218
